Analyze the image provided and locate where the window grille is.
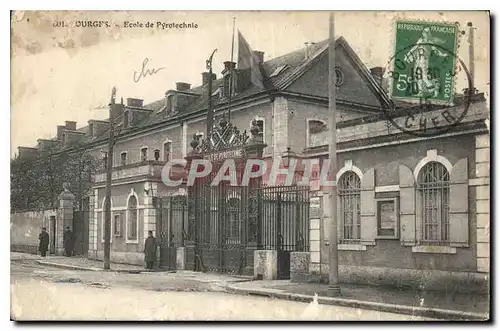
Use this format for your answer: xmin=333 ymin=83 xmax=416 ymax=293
xmin=417 ymin=162 xmax=450 ymax=244
xmin=338 ymin=171 xmax=361 ymax=243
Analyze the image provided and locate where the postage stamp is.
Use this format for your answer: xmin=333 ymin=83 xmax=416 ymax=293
xmin=388 ymin=20 xmax=460 ymax=106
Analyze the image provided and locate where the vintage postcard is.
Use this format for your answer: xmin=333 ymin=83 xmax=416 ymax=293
xmin=10 ymin=10 xmax=490 ymax=321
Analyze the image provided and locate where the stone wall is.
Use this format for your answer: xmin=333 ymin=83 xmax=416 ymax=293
xmin=11 ymin=209 xmax=58 ymax=253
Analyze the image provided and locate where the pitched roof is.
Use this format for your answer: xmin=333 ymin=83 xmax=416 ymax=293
xmin=21 ymin=37 xmax=424 ymax=150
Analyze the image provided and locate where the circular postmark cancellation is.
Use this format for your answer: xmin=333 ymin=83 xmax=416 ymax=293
xmin=382 ymin=21 xmax=473 ymax=137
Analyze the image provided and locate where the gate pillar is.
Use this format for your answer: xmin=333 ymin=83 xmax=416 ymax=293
xmin=58 ymin=183 xmax=75 ymax=256
xmin=184 ymin=134 xmax=204 ymax=271
xmin=254 ymin=250 xmax=277 ymax=280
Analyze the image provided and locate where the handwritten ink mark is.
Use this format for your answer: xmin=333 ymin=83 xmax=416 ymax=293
xmin=133 ymin=58 xmax=165 ymax=83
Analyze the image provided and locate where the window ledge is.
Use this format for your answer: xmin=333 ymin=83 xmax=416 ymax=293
xmin=338 ymin=244 xmax=367 ymax=251
xmin=376 ymin=236 xmax=399 ymax=240
xmin=411 ymin=245 xmax=456 ymax=254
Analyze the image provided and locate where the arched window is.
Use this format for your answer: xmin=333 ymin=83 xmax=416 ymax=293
xmin=338 ymin=171 xmax=361 ymax=242
xmin=417 ymin=162 xmax=450 ymax=244
xmin=127 ymin=195 xmax=138 ymax=241
xmin=226 ymin=197 xmax=241 ymax=244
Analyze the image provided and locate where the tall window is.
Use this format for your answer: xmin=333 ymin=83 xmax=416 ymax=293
xmin=418 ymin=162 xmax=450 ymax=244
xmin=154 ymin=149 xmax=160 ymax=161
xmin=140 ymin=147 xmax=148 ymax=162
xmin=226 ymin=197 xmax=241 ymax=244
xmin=120 ymin=152 xmax=127 ymax=166
xmin=113 ymin=213 xmax=121 ymax=237
xmin=127 ymin=195 xmax=138 ymax=241
xmin=338 ymin=171 xmax=361 ymax=243
xmin=163 ymin=142 xmax=172 ymax=162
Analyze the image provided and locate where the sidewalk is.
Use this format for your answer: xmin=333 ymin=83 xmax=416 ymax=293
xmin=224 ymin=280 xmax=490 ymax=321
xmin=11 ymin=252 xmax=145 ymax=272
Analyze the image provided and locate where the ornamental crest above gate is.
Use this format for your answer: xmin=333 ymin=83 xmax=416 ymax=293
xmin=203 ymin=117 xmax=249 ymax=152
xmin=189 ymin=116 xmax=250 ymax=156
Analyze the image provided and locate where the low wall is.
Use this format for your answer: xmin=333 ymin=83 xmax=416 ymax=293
xmin=11 ymin=209 xmax=58 ymax=253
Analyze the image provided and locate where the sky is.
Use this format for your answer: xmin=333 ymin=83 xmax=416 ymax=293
xmin=10 ymin=11 xmax=490 ymax=157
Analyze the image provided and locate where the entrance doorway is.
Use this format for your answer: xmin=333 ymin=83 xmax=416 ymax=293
xmin=49 ymin=216 xmax=56 ymax=254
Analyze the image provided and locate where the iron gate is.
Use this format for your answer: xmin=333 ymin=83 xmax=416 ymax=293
xmin=194 ymin=164 xmax=252 ymax=274
xmin=259 ymin=185 xmax=310 ymax=279
xmin=155 ymin=195 xmax=187 ymax=270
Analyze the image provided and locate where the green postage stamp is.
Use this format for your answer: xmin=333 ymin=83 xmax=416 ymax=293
xmin=389 ymin=20 xmax=459 ymax=105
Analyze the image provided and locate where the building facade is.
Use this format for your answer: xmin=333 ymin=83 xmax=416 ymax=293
xmin=15 ymin=36 xmax=490 ymax=290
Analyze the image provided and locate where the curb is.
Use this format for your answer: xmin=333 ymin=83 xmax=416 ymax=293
xmin=36 ymin=260 xmax=174 ymax=274
xmin=225 ymin=284 xmax=489 ymax=321
xmin=37 ymin=260 xmax=102 ymax=271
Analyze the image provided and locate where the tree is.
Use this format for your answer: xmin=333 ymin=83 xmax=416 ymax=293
xmin=10 ymin=143 xmax=101 ymax=212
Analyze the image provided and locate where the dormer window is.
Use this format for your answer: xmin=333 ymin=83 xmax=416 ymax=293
xmin=123 ymin=110 xmax=129 ymax=128
xmin=223 ymin=75 xmax=231 ymax=97
xmin=166 ymin=95 xmax=173 ymax=112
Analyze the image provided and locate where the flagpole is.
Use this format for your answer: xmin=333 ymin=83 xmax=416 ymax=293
xmin=327 ymin=12 xmax=341 ymax=296
xmin=228 ymin=17 xmax=236 ymax=122
xmin=206 ymin=49 xmax=217 ymax=139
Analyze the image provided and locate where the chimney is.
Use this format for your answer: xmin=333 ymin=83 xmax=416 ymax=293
xmin=304 ymin=42 xmax=311 ymax=60
xmin=370 ymin=67 xmax=384 ymax=86
xmin=176 ymin=82 xmax=191 ymax=91
xmin=57 ymin=125 xmax=65 ymax=141
xmin=253 ymin=51 xmax=264 ymax=64
xmin=202 ymin=72 xmax=217 ymax=86
xmin=126 ymin=98 xmax=144 ymax=108
xmin=65 ymin=121 xmax=77 ymax=131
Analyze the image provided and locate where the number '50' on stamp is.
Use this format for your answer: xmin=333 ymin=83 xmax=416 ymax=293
xmin=388 ymin=20 xmax=459 ymax=106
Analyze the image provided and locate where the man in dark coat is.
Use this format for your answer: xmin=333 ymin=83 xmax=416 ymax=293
xmin=38 ymin=227 xmax=49 ymax=257
xmin=63 ymin=226 xmax=74 ymax=257
xmin=144 ymin=231 xmax=156 ymax=270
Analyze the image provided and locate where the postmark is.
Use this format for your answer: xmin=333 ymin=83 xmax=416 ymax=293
xmin=383 ymin=20 xmax=473 ymax=137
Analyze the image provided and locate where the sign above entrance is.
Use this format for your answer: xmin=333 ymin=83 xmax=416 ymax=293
xmin=204 ymin=148 xmax=244 ymax=162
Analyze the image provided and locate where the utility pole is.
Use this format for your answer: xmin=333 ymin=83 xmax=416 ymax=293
xmin=327 ymin=12 xmax=341 ymax=296
xmin=104 ymin=87 xmax=116 ymax=270
xmin=467 ymin=22 xmax=475 ymax=94
xmin=206 ymin=49 xmax=217 ymax=138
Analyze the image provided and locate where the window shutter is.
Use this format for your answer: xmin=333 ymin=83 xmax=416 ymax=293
xmin=399 ymin=165 xmax=416 ymax=246
xmin=449 ymin=158 xmax=469 ymax=247
xmin=360 ymin=168 xmax=376 ymax=245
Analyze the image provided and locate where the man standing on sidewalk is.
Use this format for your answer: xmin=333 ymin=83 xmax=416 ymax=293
xmin=144 ymin=231 xmax=156 ymax=270
xmin=38 ymin=227 xmax=49 ymax=257
xmin=63 ymin=226 xmax=75 ymax=257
